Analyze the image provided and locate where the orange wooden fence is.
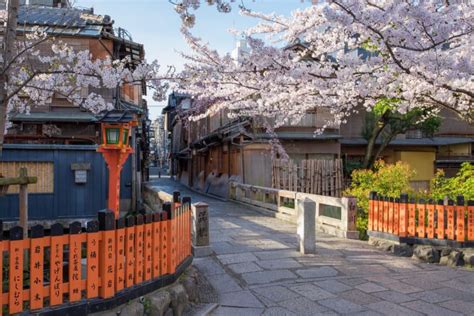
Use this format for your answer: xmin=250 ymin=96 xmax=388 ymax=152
xmin=0 ymin=198 xmax=192 ymax=315
xmin=368 ymin=192 xmax=474 ymax=243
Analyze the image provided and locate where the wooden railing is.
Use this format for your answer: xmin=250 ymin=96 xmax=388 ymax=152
xmin=0 ymin=199 xmax=192 ymax=315
xmin=368 ymin=192 xmax=474 ymax=244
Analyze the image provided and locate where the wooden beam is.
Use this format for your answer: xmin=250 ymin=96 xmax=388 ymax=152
xmin=0 ymin=176 xmax=37 ymax=186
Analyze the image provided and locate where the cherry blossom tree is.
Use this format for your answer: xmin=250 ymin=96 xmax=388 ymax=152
xmin=176 ymin=0 xmax=473 ymax=136
xmin=0 ymin=0 xmax=166 ymax=151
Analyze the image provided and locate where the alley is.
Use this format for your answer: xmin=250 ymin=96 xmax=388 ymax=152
xmin=149 ymin=178 xmax=474 ymax=316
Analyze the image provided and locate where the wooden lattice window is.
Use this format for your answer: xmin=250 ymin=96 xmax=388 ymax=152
xmin=0 ymin=162 xmax=54 ymax=193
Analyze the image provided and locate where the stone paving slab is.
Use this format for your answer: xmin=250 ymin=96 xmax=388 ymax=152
xmin=242 ymin=270 xmax=298 ymax=285
xmin=278 ymin=297 xmax=330 ymax=315
xmin=218 ymin=290 xmax=264 ymax=308
xmin=150 ymin=179 xmax=474 ymax=316
xmin=256 ymin=258 xmax=302 ymax=270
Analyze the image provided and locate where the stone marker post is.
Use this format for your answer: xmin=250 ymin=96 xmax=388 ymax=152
xmin=192 ymin=202 xmax=212 ymax=257
xmin=297 ymin=197 xmax=316 ymax=254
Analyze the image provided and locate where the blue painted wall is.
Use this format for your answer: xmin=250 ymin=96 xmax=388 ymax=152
xmin=0 ymin=144 xmax=132 ymax=220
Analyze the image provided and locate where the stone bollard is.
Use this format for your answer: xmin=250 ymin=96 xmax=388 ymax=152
xmin=192 ymin=202 xmax=212 ymax=257
xmin=297 ymin=197 xmax=316 ymax=254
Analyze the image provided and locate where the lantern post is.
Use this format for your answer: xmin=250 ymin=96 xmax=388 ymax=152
xmin=97 ymin=111 xmax=137 ymax=219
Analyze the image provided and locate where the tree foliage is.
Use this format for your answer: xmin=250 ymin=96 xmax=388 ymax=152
xmin=176 ymin=1 xmax=473 ymax=134
xmin=430 ymin=162 xmax=474 ymax=201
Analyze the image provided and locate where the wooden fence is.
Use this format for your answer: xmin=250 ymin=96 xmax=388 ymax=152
xmin=0 ymin=199 xmax=192 ymax=315
xmin=272 ymin=159 xmax=344 ymax=197
xmin=368 ymin=192 xmax=474 ymax=244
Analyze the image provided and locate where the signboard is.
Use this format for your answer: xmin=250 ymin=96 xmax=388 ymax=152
xmin=75 ymin=170 xmax=87 ymax=184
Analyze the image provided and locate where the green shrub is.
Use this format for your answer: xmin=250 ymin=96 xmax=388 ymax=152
xmin=344 ymin=160 xmax=415 ymax=239
xmin=430 ymin=162 xmax=474 ymax=201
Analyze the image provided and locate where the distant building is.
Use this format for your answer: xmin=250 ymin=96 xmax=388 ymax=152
xmin=151 ymin=115 xmax=169 ymax=169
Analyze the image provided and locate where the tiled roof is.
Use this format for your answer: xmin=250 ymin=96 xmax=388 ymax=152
xmin=10 ymin=111 xmax=97 ymax=122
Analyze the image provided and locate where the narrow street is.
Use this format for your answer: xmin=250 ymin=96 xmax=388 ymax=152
xmin=149 ymin=178 xmax=474 ymax=316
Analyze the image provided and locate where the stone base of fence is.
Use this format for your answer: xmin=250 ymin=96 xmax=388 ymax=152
xmin=368 ymin=231 xmax=474 ymax=248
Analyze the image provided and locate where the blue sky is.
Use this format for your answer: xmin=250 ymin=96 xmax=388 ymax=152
xmin=75 ymin=0 xmax=310 ymax=119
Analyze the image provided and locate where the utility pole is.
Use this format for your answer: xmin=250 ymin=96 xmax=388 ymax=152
xmin=0 ymin=0 xmax=19 ymax=153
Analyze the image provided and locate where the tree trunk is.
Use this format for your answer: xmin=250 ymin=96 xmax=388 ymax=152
xmin=362 ymin=122 xmax=386 ymax=169
xmin=366 ymin=133 xmax=396 ymax=169
xmin=0 ymin=0 xmax=19 ymax=153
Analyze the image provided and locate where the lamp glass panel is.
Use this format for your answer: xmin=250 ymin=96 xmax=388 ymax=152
xmin=106 ymin=127 xmax=120 ymax=144
xmin=123 ymin=128 xmax=129 ymax=145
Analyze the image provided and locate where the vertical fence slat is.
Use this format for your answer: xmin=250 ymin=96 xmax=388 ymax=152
xmin=30 ymin=225 xmax=44 ymax=310
xmin=408 ymin=199 xmax=416 ymax=237
xmin=144 ymin=214 xmax=153 ymax=281
xmin=50 ymin=223 xmax=64 ymax=306
xmin=152 ymin=213 xmax=161 ymax=278
xmin=383 ymin=197 xmax=389 ymax=233
xmin=161 ymin=211 xmax=169 ymax=275
xmin=9 ymin=226 xmax=24 ymax=314
xmin=116 ymin=218 xmax=126 ymax=292
xmin=426 ymin=200 xmax=435 ymax=239
xmin=0 ymin=221 xmax=2 ymax=315
xmin=393 ymin=198 xmax=399 ymax=236
xmin=468 ymin=200 xmax=474 ymax=241
xmin=399 ymin=194 xmax=408 ymax=237
xmin=125 ymin=217 xmax=136 ymax=288
xmin=86 ymin=220 xmax=100 ymax=299
xmin=456 ymin=196 xmax=465 ymax=242
xmin=68 ymin=222 xmax=82 ymax=302
xmin=99 ymin=211 xmax=116 ymax=299
xmin=368 ymin=192 xmax=376 ymax=231
xmin=183 ymin=197 xmax=192 ymax=258
xmin=373 ymin=196 xmax=379 ymax=232
xmin=417 ymin=200 xmax=426 ymax=238
xmin=164 ymin=202 xmax=176 ymax=274
xmin=388 ymin=198 xmax=394 ymax=234
xmin=134 ymin=214 xmax=144 ymax=284
xmin=436 ymin=200 xmax=445 ymax=239
xmin=378 ymin=197 xmax=384 ymax=232
xmin=446 ymin=200 xmax=455 ymax=240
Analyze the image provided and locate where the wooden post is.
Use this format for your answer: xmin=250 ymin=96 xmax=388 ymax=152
xmin=86 ymin=220 xmax=100 ymax=298
xmin=456 ymin=196 xmax=465 ymax=242
xmin=399 ymin=194 xmax=409 ymax=237
xmin=240 ymin=135 xmax=245 ymax=184
xmin=19 ymin=168 xmax=28 ymax=238
xmin=436 ymin=200 xmax=445 ymax=239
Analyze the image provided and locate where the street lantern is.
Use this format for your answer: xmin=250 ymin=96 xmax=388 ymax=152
xmin=97 ymin=111 xmax=137 ymax=219
xmin=101 ymin=123 xmax=131 ymax=148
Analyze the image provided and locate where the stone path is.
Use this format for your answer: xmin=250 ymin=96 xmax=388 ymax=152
xmin=149 ymin=178 xmax=474 ymax=316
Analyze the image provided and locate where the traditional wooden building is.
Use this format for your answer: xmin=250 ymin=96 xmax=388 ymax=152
xmin=0 ymin=2 xmax=150 ymax=218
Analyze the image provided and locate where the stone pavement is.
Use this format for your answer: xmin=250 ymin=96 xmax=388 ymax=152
xmin=149 ymin=178 xmax=474 ymax=316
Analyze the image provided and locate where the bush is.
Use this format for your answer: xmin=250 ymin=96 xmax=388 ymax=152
xmin=344 ymin=160 xmax=415 ymax=239
xmin=430 ymin=162 xmax=474 ymax=201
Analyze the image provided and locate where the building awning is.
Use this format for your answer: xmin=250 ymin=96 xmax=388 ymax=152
xmin=341 ymin=137 xmax=474 ymax=146
xmin=256 ymin=132 xmax=342 ymax=140
xmin=10 ymin=111 xmax=97 ymax=123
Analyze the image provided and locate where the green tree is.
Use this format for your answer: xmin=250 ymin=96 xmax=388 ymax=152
xmin=362 ymin=99 xmax=442 ymax=169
